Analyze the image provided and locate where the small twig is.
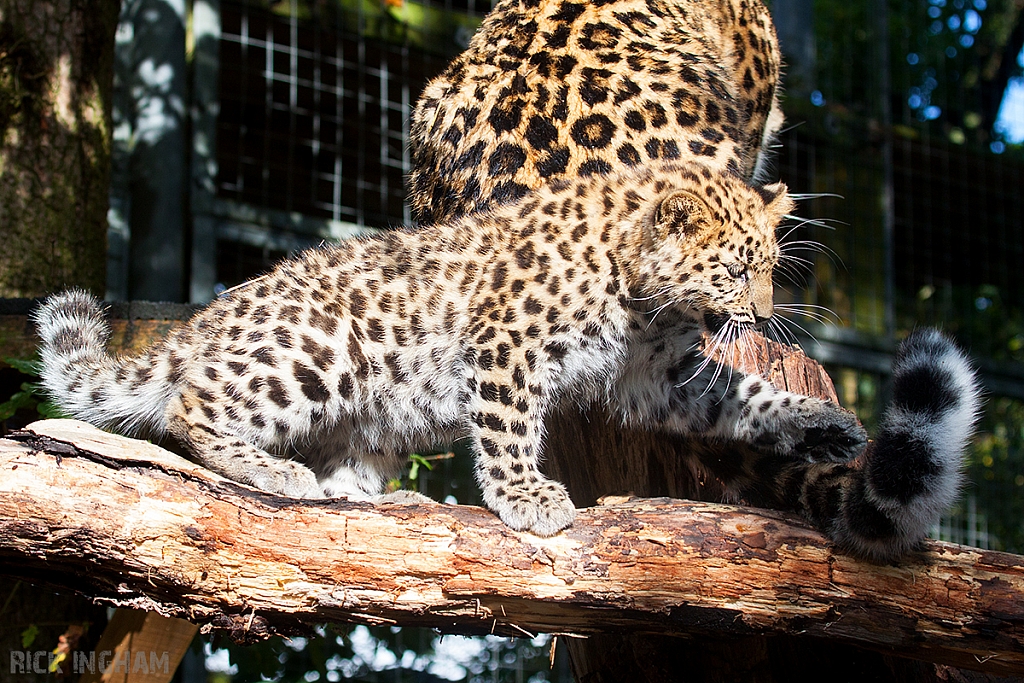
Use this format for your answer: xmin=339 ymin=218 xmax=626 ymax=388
xmin=507 ymin=622 xmax=535 ymax=639
xmin=421 ymin=452 xmax=455 ymax=462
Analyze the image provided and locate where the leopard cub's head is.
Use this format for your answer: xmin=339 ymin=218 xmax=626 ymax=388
xmin=634 ymin=169 xmax=794 ymax=334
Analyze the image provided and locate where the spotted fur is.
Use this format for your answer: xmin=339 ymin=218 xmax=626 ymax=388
xmin=37 ymin=162 xmax=872 ymax=538
xmin=717 ymin=329 xmax=982 ymax=560
xmin=37 ymin=0 xmax=981 ymax=557
xmin=404 ymin=0 xmax=983 ymax=559
xmin=409 ymin=0 xmax=784 ymax=226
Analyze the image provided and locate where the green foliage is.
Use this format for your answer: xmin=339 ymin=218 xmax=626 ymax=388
xmin=949 ymin=285 xmax=1024 ymax=363
xmin=791 ymin=0 xmax=1024 ymax=149
xmin=268 ymin=0 xmax=482 ymax=57
xmin=20 ymin=624 xmax=38 ymax=649
xmin=388 ymin=451 xmax=454 ymax=494
xmin=0 ymin=356 xmax=67 ymax=423
xmin=897 ymin=283 xmax=1024 ymax=363
xmin=827 ymin=366 xmax=882 ymax=433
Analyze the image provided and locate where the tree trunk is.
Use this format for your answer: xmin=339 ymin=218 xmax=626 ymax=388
xmin=2 ymin=418 xmax=1023 ymax=679
xmin=0 ymin=0 xmax=116 ymax=297
xmin=539 ymin=334 xmax=938 ymax=682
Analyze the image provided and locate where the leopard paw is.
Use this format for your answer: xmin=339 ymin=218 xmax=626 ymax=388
xmin=377 ymin=489 xmax=435 ymax=504
xmin=484 ymin=478 xmax=576 ymax=536
xmin=791 ymin=403 xmax=868 ymax=462
xmin=245 ymin=460 xmax=324 ymax=498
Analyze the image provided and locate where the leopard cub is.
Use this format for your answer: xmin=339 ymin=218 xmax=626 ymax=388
xmin=37 ymin=162 xmax=867 ymax=537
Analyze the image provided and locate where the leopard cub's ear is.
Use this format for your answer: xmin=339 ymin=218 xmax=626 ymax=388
xmin=650 ymin=190 xmax=715 ymax=242
xmin=758 ymin=181 xmax=795 ymax=216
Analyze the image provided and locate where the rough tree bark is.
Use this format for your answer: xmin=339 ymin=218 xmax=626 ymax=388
xmin=0 ymin=0 xmax=116 ymax=297
xmin=1 ymin=419 xmax=1023 ymax=679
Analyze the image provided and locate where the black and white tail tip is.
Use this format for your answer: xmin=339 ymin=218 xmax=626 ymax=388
xmin=837 ymin=328 xmax=982 ymax=560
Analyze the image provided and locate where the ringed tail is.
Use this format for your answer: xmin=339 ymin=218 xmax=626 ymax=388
xmin=33 ymin=290 xmax=175 ymax=435
xmin=809 ymin=328 xmax=982 ymax=560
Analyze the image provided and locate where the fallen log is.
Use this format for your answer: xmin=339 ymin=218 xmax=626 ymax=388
xmin=0 ymin=419 xmax=1022 ymax=676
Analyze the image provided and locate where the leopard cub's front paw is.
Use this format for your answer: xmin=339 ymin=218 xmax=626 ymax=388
xmin=483 ymin=478 xmax=577 ymax=536
xmin=790 ymin=402 xmax=868 ymax=462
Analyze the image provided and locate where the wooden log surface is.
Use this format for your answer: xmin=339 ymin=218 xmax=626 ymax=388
xmin=0 ymin=420 xmax=1022 ymax=676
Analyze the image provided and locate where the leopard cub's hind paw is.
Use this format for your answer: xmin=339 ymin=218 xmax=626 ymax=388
xmin=245 ymin=460 xmax=324 ymax=499
xmin=377 ymin=489 xmax=435 ymax=504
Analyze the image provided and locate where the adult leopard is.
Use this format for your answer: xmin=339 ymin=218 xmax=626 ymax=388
xmin=410 ymin=0 xmax=784 ymax=225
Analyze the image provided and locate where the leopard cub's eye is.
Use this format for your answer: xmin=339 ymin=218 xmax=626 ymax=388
xmin=727 ymin=264 xmax=748 ymax=282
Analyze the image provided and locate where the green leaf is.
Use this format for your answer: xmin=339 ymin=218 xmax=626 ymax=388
xmin=4 ymin=358 xmax=40 ymax=376
xmin=0 ymin=391 xmax=37 ymax=421
xmin=36 ymin=401 xmax=69 ymax=419
xmin=409 ymin=453 xmax=434 ymax=471
xmin=20 ymin=624 xmax=38 ymax=649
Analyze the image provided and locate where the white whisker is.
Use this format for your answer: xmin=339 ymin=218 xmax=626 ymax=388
xmin=698 ymin=322 xmax=734 ymax=398
xmin=645 ymin=298 xmax=677 ymax=329
xmin=780 ymin=239 xmax=842 ymax=260
xmin=772 ymin=313 xmax=822 ymax=342
xmin=775 ymin=302 xmax=841 ymax=325
xmin=678 ymin=349 xmax=716 ymax=388
xmin=629 ymin=285 xmax=676 ymax=303
xmin=677 ymin=321 xmax=728 ymax=390
xmin=777 ymin=253 xmax=816 ymax=271
xmin=787 ymin=192 xmax=844 ymax=201
xmin=782 ymin=214 xmax=848 ymax=230
xmin=780 ymin=242 xmax=844 ymax=271
xmin=765 ymin=316 xmax=798 ymax=345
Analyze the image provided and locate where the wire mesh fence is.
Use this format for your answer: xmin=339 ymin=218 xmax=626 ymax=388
xmin=771 ymin=0 xmax=1024 ymax=553
xmin=215 ymin=0 xmax=456 ymax=230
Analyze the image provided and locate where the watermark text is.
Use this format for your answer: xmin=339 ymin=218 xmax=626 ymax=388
xmin=10 ymin=649 xmax=170 ymax=675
